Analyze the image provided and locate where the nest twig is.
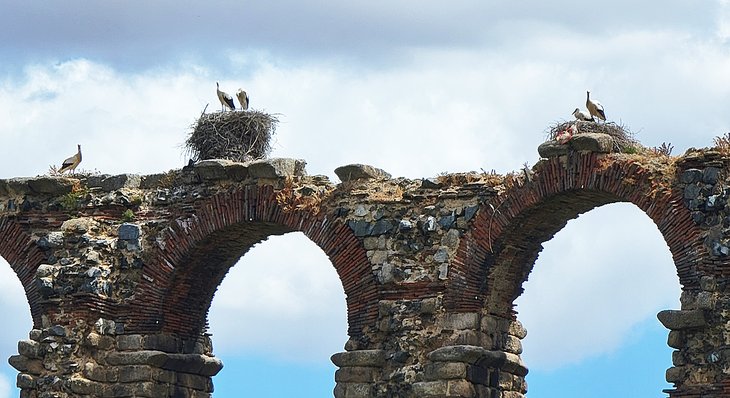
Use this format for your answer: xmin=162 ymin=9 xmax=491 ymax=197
xmin=185 ymin=109 xmax=279 ymax=162
xmin=546 ymin=120 xmax=639 ymax=152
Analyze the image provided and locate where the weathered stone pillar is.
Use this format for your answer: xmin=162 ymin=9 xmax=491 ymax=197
xmin=659 ymin=275 xmax=730 ymax=397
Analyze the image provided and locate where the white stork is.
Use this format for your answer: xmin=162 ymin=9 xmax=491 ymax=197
xmin=58 ymin=144 xmax=82 ymax=174
xmin=216 ymin=82 xmax=235 ymax=111
xmin=572 ymin=108 xmax=594 ymax=122
xmin=586 ymin=91 xmax=606 ymax=122
xmin=236 ymin=88 xmax=249 ymax=110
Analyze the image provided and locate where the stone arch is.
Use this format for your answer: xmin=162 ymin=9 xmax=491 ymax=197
xmin=120 ymin=185 xmax=377 ymax=341
xmin=446 ymin=152 xmax=706 ymax=317
xmin=0 ymin=216 xmax=48 ymax=327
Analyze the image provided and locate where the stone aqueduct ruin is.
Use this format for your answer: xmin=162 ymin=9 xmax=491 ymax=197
xmin=2 ymin=142 xmax=730 ymax=397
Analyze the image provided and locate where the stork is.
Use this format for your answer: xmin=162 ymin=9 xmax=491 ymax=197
xmin=236 ymin=88 xmax=249 ymax=110
xmin=216 ymin=82 xmax=235 ymax=111
xmin=586 ymin=91 xmax=606 ymax=122
xmin=572 ymin=108 xmax=594 ymax=122
xmin=58 ymin=144 xmax=82 ymax=174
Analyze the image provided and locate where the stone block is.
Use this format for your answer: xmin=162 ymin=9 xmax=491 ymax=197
xmin=118 ymin=223 xmax=140 ymax=241
xmin=105 ymin=350 xmax=168 ymax=367
xmin=447 ymin=379 xmax=476 ymax=397
xmin=466 ymin=364 xmax=490 ymax=385
xmin=657 ymin=309 xmax=707 ymax=330
xmin=117 ymin=334 xmax=144 ymax=351
xmin=248 ymin=158 xmax=306 ymax=178
xmin=667 ymin=331 xmax=685 ymax=349
xmin=17 ymin=340 xmax=40 ymax=359
xmin=335 ymin=366 xmax=379 ymax=383
xmin=16 ymin=373 xmax=35 ymax=389
xmin=118 ymin=365 xmax=154 ymax=382
xmin=666 ymin=366 xmax=687 ymax=383
xmin=177 ymin=373 xmax=211 ymax=391
xmin=507 ymin=320 xmax=527 ymax=339
xmin=140 ymin=173 xmax=167 ymax=189
xmin=83 ymin=362 xmax=108 ymax=382
xmin=429 ymin=345 xmax=489 ymax=364
xmin=424 ymin=362 xmax=468 ymax=380
xmin=537 ymin=141 xmax=568 ymax=158
xmin=444 ymin=313 xmax=480 ymax=330
xmin=87 ymin=174 xmax=141 ymax=191
xmin=412 ymin=381 xmax=448 ymax=396
xmin=335 ymin=164 xmax=390 ymax=182
xmin=27 ymin=177 xmax=75 ymax=195
xmin=162 ymin=353 xmax=223 ymax=376
xmin=194 ymin=159 xmax=234 ymax=181
xmin=68 ymin=377 xmax=101 ymax=395
xmin=143 ymin=334 xmax=180 ymax=352
xmin=503 ymin=335 xmax=523 ymax=354
xmin=570 ymin=133 xmax=614 ymax=153
xmin=331 ymin=350 xmax=386 ymax=367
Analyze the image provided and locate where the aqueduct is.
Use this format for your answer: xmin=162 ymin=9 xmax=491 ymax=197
xmin=1 ymin=140 xmax=730 ymax=397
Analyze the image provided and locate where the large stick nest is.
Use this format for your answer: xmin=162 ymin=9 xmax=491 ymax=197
xmin=185 ymin=110 xmax=278 ymax=162
xmin=547 ymin=120 xmax=639 ymax=152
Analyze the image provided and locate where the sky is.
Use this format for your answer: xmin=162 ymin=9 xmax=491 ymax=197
xmin=1 ymin=1 xmax=729 ymax=396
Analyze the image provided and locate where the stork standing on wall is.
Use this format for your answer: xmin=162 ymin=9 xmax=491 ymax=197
xmin=58 ymin=144 xmax=82 ymax=174
xmin=572 ymin=108 xmax=594 ymax=122
xmin=236 ymin=88 xmax=249 ymax=110
xmin=216 ymin=82 xmax=235 ymax=111
xmin=586 ymin=91 xmax=606 ymax=122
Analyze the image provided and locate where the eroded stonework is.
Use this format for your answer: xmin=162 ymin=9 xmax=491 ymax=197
xmin=1 ymin=149 xmax=730 ymax=397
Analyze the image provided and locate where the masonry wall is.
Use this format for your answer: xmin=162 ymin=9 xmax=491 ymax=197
xmin=0 ymin=149 xmax=729 ymax=397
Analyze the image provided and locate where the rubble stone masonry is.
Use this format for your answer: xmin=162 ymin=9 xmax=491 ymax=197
xmin=1 ymin=147 xmax=730 ymax=397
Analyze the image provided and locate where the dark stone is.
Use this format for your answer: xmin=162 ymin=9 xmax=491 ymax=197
xmin=464 ymin=205 xmax=478 ymax=222
xmin=703 ymin=167 xmax=720 ymax=184
xmin=348 ymin=220 xmax=372 ymax=237
xmin=421 ymin=178 xmax=443 ymax=189
xmin=48 ymin=325 xmax=66 ymax=337
xmin=684 ymin=184 xmax=701 ymax=200
xmin=118 ymin=223 xmax=140 ymax=241
xmin=691 ymin=211 xmax=705 ymax=225
xmin=334 ymin=207 xmax=349 ymax=217
xmin=335 ymin=164 xmax=391 ymax=182
xmin=371 ymin=220 xmax=394 ymax=235
xmin=105 ymin=351 xmax=169 ymax=367
xmin=680 ymin=169 xmax=703 ymax=184
xmin=439 ymin=214 xmax=456 ymax=229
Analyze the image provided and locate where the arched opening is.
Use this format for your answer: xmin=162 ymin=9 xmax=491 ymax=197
xmin=514 ymin=203 xmax=681 ymax=396
xmin=207 ymin=232 xmax=347 ymax=396
xmin=0 ymin=256 xmax=33 ymax=398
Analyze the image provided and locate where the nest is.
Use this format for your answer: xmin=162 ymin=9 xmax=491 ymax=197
xmin=547 ymin=120 xmax=639 ymax=152
xmin=185 ymin=110 xmax=278 ymax=162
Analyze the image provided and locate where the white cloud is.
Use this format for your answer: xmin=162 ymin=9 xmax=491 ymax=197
xmin=208 ymin=232 xmax=348 ymax=363
xmin=515 ymin=203 xmax=681 ymax=370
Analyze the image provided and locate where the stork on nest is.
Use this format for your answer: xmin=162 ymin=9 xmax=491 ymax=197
xmin=185 ymin=109 xmax=279 ymax=162
xmin=546 ymin=120 xmax=639 ymax=153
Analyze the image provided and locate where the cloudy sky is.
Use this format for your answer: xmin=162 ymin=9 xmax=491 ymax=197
xmin=1 ymin=1 xmax=729 ymax=396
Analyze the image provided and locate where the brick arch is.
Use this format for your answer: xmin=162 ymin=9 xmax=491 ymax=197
xmin=0 ymin=216 xmax=48 ymax=327
xmin=446 ymin=152 xmax=707 ymax=317
xmin=121 ymin=185 xmax=377 ymax=340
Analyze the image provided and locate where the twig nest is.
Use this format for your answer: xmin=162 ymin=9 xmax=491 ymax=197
xmin=185 ymin=110 xmax=278 ymax=162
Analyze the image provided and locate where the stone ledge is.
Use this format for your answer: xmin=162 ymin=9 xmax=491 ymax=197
xmin=657 ymin=309 xmax=707 ymax=330
xmin=335 ymin=163 xmax=391 ymax=182
xmin=248 ymin=158 xmax=307 ymax=178
xmin=428 ymin=345 xmax=528 ymax=377
xmin=331 ymin=350 xmax=386 ymax=367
